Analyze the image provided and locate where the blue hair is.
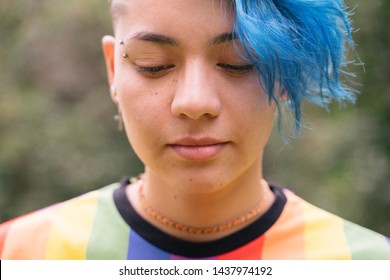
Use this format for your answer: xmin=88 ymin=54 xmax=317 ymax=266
xmin=232 ymin=0 xmax=357 ymax=137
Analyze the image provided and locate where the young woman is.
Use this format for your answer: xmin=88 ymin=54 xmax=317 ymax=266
xmin=1 ymin=0 xmax=389 ymax=259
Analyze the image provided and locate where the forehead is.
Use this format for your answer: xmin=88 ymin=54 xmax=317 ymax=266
xmin=112 ymin=0 xmax=235 ymax=38
xmin=111 ymin=0 xmax=232 ymax=15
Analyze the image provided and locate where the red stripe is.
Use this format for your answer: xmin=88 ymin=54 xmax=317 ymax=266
xmin=0 ymin=220 xmax=13 ymax=258
xmin=0 ymin=206 xmax=58 ymax=259
xmin=217 ymin=235 xmax=265 ymax=260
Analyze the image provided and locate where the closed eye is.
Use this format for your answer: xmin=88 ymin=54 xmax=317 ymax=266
xmin=217 ymin=63 xmax=254 ymax=76
xmin=135 ymin=65 xmax=175 ymax=78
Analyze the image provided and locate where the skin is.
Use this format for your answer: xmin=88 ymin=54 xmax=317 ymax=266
xmin=102 ymin=0 xmax=277 ymax=241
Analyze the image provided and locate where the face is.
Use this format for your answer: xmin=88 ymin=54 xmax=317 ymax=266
xmin=103 ymin=0 xmax=276 ymax=194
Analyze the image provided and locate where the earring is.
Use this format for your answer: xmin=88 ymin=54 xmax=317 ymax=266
xmin=114 ymin=107 xmax=124 ymax=131
xmin=110 ymin=85 xmax=123 ymax=131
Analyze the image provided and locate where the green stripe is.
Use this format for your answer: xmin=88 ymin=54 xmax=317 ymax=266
xmin=86 ymin=183 xmax=130 ymax=260
xmin=343 ymin=220 xmax=390 ymax=259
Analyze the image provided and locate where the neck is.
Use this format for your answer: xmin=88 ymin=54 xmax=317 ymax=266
xmin=126 ymin=166 xmax=275 ymax=241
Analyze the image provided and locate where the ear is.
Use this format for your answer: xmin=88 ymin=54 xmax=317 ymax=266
xmin=102 ymin=35 xmax=117 ymax=103
xmin=275 ymin=83 xmax=288 ymax=101
xmin=280 ymin=89 xmax=288 ymax=101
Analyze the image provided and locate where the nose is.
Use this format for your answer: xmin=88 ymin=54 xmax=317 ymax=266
xmin=171 ymin=59 xmax=221 ymax=120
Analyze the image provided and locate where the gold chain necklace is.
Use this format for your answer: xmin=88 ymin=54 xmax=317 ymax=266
xmin=135 ymin=177 xmax=264 ymax=235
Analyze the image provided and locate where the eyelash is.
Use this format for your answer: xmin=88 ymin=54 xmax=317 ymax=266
xmin=134 ymin=63 xmax=254 ymax=77
xmin=135 ymin=65 xmax=174 ymax=77
xmin=217 ymin=63 xmax=254 ymax=75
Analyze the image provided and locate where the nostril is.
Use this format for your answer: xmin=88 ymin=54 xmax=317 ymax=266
xmin=171 ymin=99 xmax=221 ymax=120
xmin=171 ymin=63 xmax=222 ymax=119
xmin=170 ymin=87 xmax=222 ymax=120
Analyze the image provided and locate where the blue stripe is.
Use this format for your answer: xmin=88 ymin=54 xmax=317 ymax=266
xmin=127 ymin=230 xmax=171 ymax=260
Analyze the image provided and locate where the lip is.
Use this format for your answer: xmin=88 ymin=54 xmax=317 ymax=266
xmin=168 ymin=137 xmax=228 ymax=161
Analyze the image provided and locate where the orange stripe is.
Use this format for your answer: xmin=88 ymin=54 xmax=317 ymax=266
xmin=217 ymin=235 xmax=264 ymax=260
xmin=1 ymin=206 xmax=59 ymax=259
xmin=262 ymin=190 xmax=305 ymax=259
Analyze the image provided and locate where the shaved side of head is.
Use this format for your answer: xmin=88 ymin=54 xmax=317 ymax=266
xmin=108 ymin=0 xmax=128 ymax=33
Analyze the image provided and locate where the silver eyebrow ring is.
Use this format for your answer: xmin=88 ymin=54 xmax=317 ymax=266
xmin=119 ymin=40 xmax=128 ymax=59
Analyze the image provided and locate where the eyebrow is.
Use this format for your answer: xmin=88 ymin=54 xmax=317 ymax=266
xmin=130 ymin=32 xmax=178 ymax=46
xmin=211 ymin=32 xmax=234 ymax=45
xmin=128 ymin=32 xmax=235 ymax=47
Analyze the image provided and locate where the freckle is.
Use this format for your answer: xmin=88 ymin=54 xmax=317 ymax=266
xmin=189 ymin=178 xmax=193 ymax=182
xmin=172 ymin=79 xmax=178 ymax=83
xmin=173 ymin=195 xmax=177 ymax=200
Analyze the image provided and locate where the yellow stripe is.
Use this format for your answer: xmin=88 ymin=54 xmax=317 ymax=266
xmin=302 ymin=201 xmax=351 ymax=260
xmin=44 ymin=192 xmax=98 ymax=259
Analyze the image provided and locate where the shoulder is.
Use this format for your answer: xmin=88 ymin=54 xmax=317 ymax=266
xmin=268 ymin=186 xmax=390 ymax=259
xmin=0 ymin=182 xmax=120 ymax=259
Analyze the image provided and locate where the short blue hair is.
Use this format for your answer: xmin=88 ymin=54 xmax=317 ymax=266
xmin=232 ymin=0 xmax=357 ymax=137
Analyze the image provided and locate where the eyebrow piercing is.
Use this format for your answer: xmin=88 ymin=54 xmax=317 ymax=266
xmin=119 ymin=40 xmax=128 ymax=59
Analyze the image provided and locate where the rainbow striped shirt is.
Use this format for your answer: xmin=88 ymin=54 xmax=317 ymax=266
xmin=1 ymin=178 xmax=389 ymax=259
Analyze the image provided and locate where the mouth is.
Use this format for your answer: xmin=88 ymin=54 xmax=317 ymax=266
xmin=168 ymin=137 xmax=228 ymax=161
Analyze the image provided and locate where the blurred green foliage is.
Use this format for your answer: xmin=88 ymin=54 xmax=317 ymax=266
xmin=0 ymin=0 xmax=389 ymax=236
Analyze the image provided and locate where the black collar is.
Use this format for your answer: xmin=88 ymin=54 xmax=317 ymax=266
xmin=113 ymin=177 xmax=287 ymax=258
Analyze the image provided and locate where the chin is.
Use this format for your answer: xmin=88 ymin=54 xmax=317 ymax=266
xmin=174 ymin=173 xmax=228 ymax=195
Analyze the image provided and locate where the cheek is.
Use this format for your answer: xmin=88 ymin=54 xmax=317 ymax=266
xmin=121 ymin=96 xmax=164 ymax=134
xmin=228 ymin=81 xmax=276 ymax=146
xmin=239 ymin=104 xmax=275 ymax=148
xmin=120 ymin=101 xmax=162 ymax=163
xmin=250 ymin=98 xmax=276 ymax=136
xmin=115 ymin=68 xmax=178 ymax=147
xmin=228 ymin=76 xmax=274 ymax=125
xmin=118 ymin=82 xmax=170 ymax=153
xmin=119 ymin=76 xmax=164 ymax=120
